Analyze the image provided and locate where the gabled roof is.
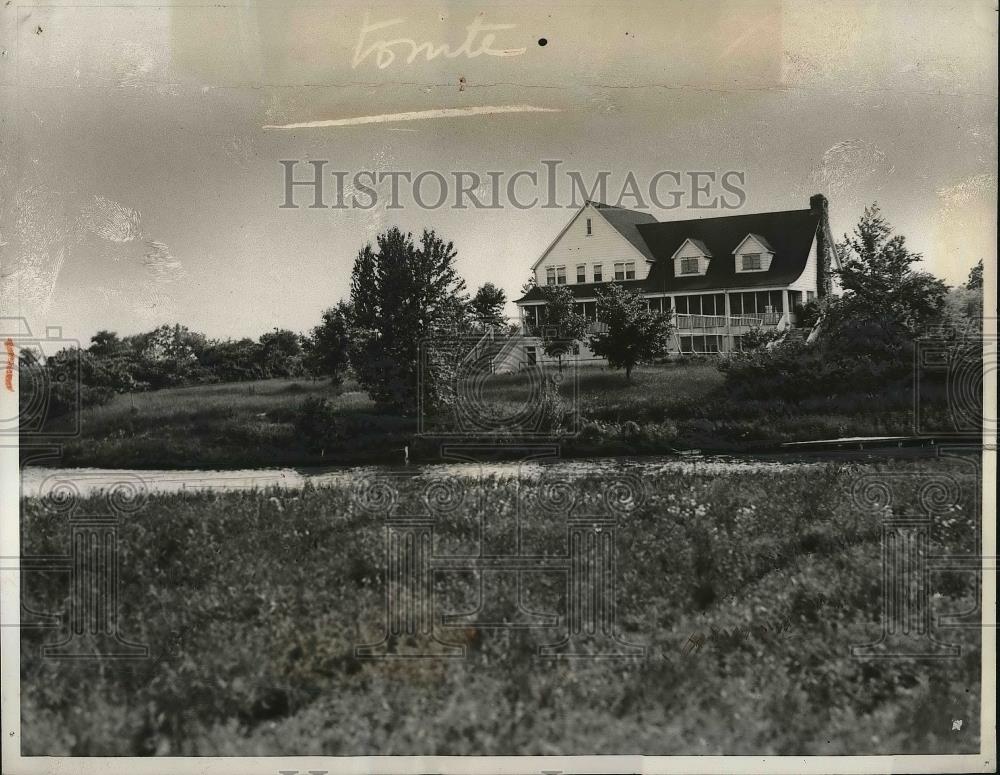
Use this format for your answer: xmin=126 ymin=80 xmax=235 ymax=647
xmin=670 ymin=237 xmax=712 ymax=260
xmin=590 ymin=202 xmax=659 ymax=262
xmin=732 ymin=232 xmax=775 ymax=255
xmin=528 ymin=201 xmax=658 ymax=271
xmin=640 ymin=208 xmax=820 ymax=292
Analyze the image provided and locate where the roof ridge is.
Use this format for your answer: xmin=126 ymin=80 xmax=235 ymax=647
xmin=639 ymin=207 xmax=815 ymax=228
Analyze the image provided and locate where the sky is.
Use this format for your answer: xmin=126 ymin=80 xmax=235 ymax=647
xmin=0 ymin=0 xmax=996 ymax=345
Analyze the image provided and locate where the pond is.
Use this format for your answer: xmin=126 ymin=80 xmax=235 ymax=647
xmin=19 ymin=454 xmax=839 ymax=498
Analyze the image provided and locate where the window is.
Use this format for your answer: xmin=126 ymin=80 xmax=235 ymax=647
xmin=680 ymin=335 xmax=723 ymax=353
xmin=614 ymin=261 xmax=636 ymax=281
xmin=741 ymin=253 xmax=761 ymax=271
xmin=576 ymin=265 xmax=586 ymax=283
xmin=525 ymin=346 xmax=537 ymax=365
xmin=546 ymin=267 xmax=556 ymax=285
xmin=733 ymin=290 xmax=784 ymax=315
xmin=556 ymin=266 xmax=566 ymax=285
xmin=807 ymin=291 xmax=816 ymax=302
xmin=593 ymin=264 xmax=603 ymax=282
xmin=586 ymin=218 xmax=592 ymax=235
xmin=680 ymin=257 xmax=699 ymax=274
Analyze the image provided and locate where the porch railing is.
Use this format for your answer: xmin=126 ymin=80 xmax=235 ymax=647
xmin=520 ymin=311 xmax=784 ymax=336
xmin=674 ymin=312 xmax=782 ymax=330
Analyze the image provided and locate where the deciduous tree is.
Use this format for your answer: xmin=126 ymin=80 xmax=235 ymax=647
xmin=589 ymin=283 xmax=672 ymax=380
xmin=536 ymin=285 xmax=588 ymax=372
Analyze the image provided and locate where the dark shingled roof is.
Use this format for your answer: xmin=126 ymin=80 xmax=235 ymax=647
xmin=640 ymin=208 xmax=820 ymax=292
xmin=516 ymin=205 xmax=821 ymax=302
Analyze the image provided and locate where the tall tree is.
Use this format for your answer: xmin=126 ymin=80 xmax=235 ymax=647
xmin=965 ymin=259 xmax=983 ymax=290
xmin=589 ymin=283 xmax=673 ymax=380
xmin=536 ymin=285 xmax=588 ymax=372
xmin=348 ymin=227 xmax=469 ymax=411
xmin=305 ymin=302 xmax=352 ymax=384
xmin=832 ymin=204 xmax=946 ymax=335
xmin=470 ymin=282 xmax=507 ymax=329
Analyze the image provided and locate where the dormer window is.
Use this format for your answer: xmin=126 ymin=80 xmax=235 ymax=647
xmin=670 ymin=238 xmax=711 ymax=277
xmin=680 ymin=258 xmax=700 ymax=275
xmin=733 ymin=234 xmax=774 ymax=273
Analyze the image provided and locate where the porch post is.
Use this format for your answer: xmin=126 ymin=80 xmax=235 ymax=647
xmin=782 ymin=289 xmax=790 ymax=328
xmin=724 ymin=292 xmax=732 ymax=352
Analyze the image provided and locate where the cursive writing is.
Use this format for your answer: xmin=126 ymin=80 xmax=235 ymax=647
xmin=353 ymin=12 xmax=527 ymax=70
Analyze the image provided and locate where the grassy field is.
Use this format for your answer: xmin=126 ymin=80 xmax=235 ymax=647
xmin=54 ymin=377 xmax=392 ymax=468
xmin=20 ymin=456 xmax=982 ymax=755
xmin=47 ymin=361 xmax=924 ymax=469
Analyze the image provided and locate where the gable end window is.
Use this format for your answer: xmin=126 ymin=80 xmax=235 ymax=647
xmin=614 ymin=261 xmax=636 ymax=281
xmin=680 ymin=257 xmax=700 ymax=275
xmin=741 ymin=253 xmax=762 ymax=271
xmin=586 ymin=218 xmax=592 ymax=235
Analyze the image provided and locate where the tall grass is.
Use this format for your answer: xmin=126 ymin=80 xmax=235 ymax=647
xmin=20 ymin=457 xmax=981 ymax=755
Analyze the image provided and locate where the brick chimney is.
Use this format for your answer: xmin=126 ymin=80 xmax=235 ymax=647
xmin=810 ymin=194 xmax=834 ymax=297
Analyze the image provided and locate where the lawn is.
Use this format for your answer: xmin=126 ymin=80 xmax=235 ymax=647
xmin=20 ymin=456 xmax=982 ymax=755
xmin=45 ymin=360 xmax=927 ymax=469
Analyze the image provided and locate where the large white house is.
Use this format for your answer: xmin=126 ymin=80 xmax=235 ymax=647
xmin=502 ymin=194 xmax=842 ymax=368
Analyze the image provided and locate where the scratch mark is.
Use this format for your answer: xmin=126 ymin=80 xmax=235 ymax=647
xmin=262 ymin=104 xmax=560 ymax=130
xmin=4 ymin=338 xmax=14 ymax=392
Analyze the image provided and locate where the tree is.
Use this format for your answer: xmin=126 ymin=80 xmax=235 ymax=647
xmin=88 ymin=330 xmax=121 ymax=358
xmin=965 ymin=259 xmax=983 ymax=290
xmin=305 ymin=302 xmax=351 ymax=385
xmin=469 ymin=282 xmax=507 ymax=329
xmin=536 ymin=285 xmax=588 ymax=372
xmin=258 ymin=328 xmax=302 ymax=377
xmin=348 ymin=227 xmax=469 ymax=412
xmin=832 ymin=204 xmax=947 ymax=337
xmin=589 ymin=283 xmax=672 ymax=380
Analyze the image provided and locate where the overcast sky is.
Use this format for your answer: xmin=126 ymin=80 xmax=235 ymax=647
xmin=1 ymin=0 xmax=996 ymax=344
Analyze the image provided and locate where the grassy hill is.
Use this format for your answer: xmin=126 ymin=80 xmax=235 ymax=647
xmin=45 ymin=361 xmax=923 ymax=469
